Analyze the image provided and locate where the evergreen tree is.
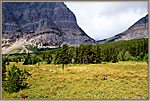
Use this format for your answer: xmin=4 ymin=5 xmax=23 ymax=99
xmin=143 ymin=53 xmax=148 ymax=63
xmin=32 ymin=56 xmax=38 ymax=64
xmin=23 ymin=52 xmax=32 ymax=65
xmin=42 ymin=53 xmax=46 ymax=61
xmin=94 ymin=45 xmax=102 ymax=64
xmin=117 ymin=52 xmax=125 ymax=61
xmin=55 ymin=44 xmax=69 ymax=70
xmin=68 ymin=48 xmax=74 ymax=63
xmin=2 ymin=57 xmax=7 ymax=80
xmin=74 ymin=46 xmax=79 ymax=64
xmin=84 ymin=44 xmax=92 ymax=63
xmin=78 ymin=44 xmax=85 ymax=64
xmin=17 ymin=57 xmax=22 ymax=62
xmin=46 ymin=51 xmax=53 ymax=64
xmin=15 ymin=57 xmax=19 ymax=63
xmin=3 ymin=65 xmax=31 ymax=93
xmin=111 ymin=48 xmax=118 ymax=63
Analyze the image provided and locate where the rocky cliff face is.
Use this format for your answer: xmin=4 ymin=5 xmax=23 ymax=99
xmin=2 ymin=2 xmax=95 ymax=47
xmin=97 ymin=14 xmax=148 ymax=44
xmin=2 ymin=2 xmax=148 ymax=48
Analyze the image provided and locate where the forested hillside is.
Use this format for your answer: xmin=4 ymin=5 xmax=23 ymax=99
xmin=3 ymin=38 xmax=148 ymax=66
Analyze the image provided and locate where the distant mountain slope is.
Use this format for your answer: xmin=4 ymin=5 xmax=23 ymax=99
xmin=2 ymin=2 xmax=95 ymax=48
xmin=97 ymin=14 xmax=148 ymax=44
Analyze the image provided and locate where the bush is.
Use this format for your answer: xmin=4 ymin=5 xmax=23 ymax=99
xmin=136 ymin=56 xmax=141 ymax=61
xmin=111 ymin=56 xmax=118 ymax=63
xmin=17 ymin=57 xmax=22 ymax=62
xmin=124 ymin=51 xmax=134 ymax=61
xmin=117 ymin=52 xmax=124 ymax=61
xmin=32 ymin=57 xmax=38 ymax=64
xmin=2 ymin=57 xmax=8 ymax=80
xmin=136 ymin=52 xmax=146 ymax=61
xmin=15 ymin=58 xmax=19 ymax=63
xmin=143 ymin=54 xmax=148 ymax=64
xmin=2 ymin=61 xmax=6 ymax=81
xmin=143 ymin=54 xmax=148 ymax=62
xmin=3 ymin=65 xmax=31 ymax=93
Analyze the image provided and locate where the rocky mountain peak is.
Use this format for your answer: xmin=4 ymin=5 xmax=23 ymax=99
xmin=129 ymin=14 xmax=148 ymax=29
xmin=2 ymin=2 xmax=95 ymax=48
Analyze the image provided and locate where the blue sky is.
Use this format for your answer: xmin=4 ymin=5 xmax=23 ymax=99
xmin=65 ymin=1 xmax=148 ymax=40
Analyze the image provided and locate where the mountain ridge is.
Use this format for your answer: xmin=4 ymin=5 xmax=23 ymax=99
xmin=96 ymin=14 xmax=148 ymax=44
xmin=2 ymin=2 xmax=148 ymax=53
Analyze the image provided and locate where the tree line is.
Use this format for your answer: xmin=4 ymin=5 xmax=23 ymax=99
xmin=54 ymin=38 xmax=148 ymax=69
xmin=3 ymin=38 xmax=148 ymax=70
xmin=56 ymin=38 xmax=148 ymax=62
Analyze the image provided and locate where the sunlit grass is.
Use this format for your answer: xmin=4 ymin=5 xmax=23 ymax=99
xmin=2 ymin=61 xmax=148 ymax=99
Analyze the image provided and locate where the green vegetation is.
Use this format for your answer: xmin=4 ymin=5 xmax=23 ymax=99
xmin=54 ymin=44 xmax=70 ymax=70
xmin=23 ymin=52 xmax=42 ymax=65
xmin=7 ymin=38 xmax=148 ymax=64
xmin=2 ymin=57 xmax=8 ymax=80
xmin=2 ymin=38 xmax=148 ymax=99
xmin=2 ymin=62 xmax=148 ymax=99
xmin=2 ymin=65 xmax=31 ymax=93
xmin=53 ymin=38 xmax=147 ymax=64
xmin=44 ymin=51 xmax=53 ymax=64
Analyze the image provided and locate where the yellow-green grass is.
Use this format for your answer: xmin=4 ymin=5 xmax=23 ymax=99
xmin=2 ymin=61 xmax=148 ymax=99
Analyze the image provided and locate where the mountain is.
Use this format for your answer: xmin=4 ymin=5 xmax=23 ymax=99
xmin=2 ymin=2 xmax=95 ymax=48
xmin=97 ymin=14 xmax=148 ymax=44
xmin=2 ymin=2 xmax=148 ymax=54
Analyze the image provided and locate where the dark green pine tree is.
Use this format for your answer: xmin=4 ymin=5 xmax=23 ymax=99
xmin=2 ymin=62 xmax=6 ymax=80
xmin=55 ymin=44 xmax=69 ymax=70
xmin=84 ymin=44 xmax=93 ymax=64
xmin=104 ymin=48 xmax=110 ymax=62
xmin=68 ymin=48 xmax=74 ymax=64
xmin=23 ymin=52 xmax=32 ymax=65
xmin=2 ymin=57 xmax=8 ymax=81
xmin=54 ymin=51 xmax=59 ymax=65
xmin=46 ymin=51 xmax=53 ymax=64
xmin=100 ymin=48 xmax=105 ymax=62
xmin=42 ymin=53 xmax=46 ymax=61
xmin=143 ymin=38 xmax=148 ymax=54
xmin=3 ymin=65 xmax=31 ymax=93
xmin=78 ymin=44 xmax=85 ymax=64
xmin=32 ymin=56 xmax=41 ymax=64
xmin=111 ymin=48 xmax=118 ymax=63
xmin=94 ymin=45 xmax=102 ymax=64
xmin=74 ymin=46 xmax=79 ymax=64
xmin=117 ymin=51 xmax=125 ymax=61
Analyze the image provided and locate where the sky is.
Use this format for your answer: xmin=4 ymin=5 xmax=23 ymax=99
xmin=64 ymin=1 xmax=148 ymax=41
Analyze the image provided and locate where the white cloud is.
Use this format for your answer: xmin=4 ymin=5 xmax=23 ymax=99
xmin=64 ymin=1 xmax=148 ymax=40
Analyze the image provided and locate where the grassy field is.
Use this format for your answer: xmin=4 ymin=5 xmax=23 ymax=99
xmin=2 ymin=61 xmax=148 ymax=99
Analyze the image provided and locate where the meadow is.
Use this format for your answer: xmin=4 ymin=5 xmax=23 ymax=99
xmin=2 ymin=61 xmax=148 ymax=99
